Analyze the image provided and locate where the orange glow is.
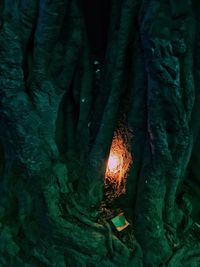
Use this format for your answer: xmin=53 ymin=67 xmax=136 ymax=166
xmin=105 ymin=132 xmax=132 ymax=197
xmin=107 ymin=153 xmax=122 ymax=174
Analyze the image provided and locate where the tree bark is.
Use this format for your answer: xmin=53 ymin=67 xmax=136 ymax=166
xmin=0 ymin=0 xmax=200 ymax=266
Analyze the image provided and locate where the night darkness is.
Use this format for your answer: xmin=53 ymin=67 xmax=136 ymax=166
xmin=0 ymin=1 xmax=200 ymax=267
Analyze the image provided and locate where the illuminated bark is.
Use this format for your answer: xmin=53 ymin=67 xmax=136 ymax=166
xmin=0 ymin=0 xmax=200 ymax=266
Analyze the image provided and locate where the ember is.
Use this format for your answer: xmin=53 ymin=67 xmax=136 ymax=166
xmin=105 ymin=131 xmax=132 ymax=198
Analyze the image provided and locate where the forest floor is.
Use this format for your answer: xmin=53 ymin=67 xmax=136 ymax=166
xmin=97 ymin=183 xmax=200 ymax=264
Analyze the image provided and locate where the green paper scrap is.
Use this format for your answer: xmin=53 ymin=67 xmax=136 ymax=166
xmin=111 ymin=213 xmax=126 ymax=228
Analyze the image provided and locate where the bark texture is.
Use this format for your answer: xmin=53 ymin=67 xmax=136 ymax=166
xmin=0 ymin=0 xmax=200 ymax=266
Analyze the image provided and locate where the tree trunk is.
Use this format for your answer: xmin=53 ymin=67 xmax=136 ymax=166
xmin=0 ymin=0 xmax=200 ymax=266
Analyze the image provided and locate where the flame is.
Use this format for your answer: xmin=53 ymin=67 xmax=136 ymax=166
xmin=105 ymin=132 xmax=132 ymax=198
xmin=107 ymin=153 xmax=122 ymax=174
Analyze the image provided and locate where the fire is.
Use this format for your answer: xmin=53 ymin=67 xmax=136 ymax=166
xmin=107 ymin=153 xmax=122 ymax=174
xmin=105 ymin=132 xmax=132 ymax=198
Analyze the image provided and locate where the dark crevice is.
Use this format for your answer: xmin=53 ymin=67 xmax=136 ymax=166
xmin=82 ymin=0 xmax=111 ymax=60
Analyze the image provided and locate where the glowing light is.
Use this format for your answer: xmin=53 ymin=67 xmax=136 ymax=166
xmin=107 ymin=153 xmax=121 ymax=173
xmin=105 ymin=131 xmax=132 ymax=198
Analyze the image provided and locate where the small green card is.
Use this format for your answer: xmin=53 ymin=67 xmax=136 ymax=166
xmin=111 ymin=213 xmax=129 ymax=231
xmin=111 ymin=214 xmax=126 ymax=228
